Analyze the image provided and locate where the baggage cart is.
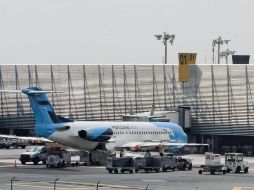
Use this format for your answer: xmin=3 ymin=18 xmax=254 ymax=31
xmin=106 ymin=157 xmax=135 ymax=174
xmin=134 ymin=156 xmax=161 ymax=173
xmin=198 ymin=152 xmax=227 ymax=175
xmin=161 ymin=155 xmax=177 ymax=172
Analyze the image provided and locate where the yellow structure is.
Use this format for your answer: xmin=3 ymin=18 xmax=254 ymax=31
xmin=178 ymin=53 xmax=197 ymax=82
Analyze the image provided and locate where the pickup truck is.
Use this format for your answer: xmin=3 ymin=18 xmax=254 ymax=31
xmin=19 ymin=146 xmax=47 ymax=165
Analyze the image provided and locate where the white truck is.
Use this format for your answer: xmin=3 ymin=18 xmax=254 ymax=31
xmin=19 ymin=146 xmax=47 ymax=165
xmin=225 ymin=153 xmax=249 ymax=173
xmin=199 ymin=152 xmax=227 ymax=175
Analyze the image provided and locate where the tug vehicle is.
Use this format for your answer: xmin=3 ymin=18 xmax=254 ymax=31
xmin=225 ymin=153 xmax=249 ymax=173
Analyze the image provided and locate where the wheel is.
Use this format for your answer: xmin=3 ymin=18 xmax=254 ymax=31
xmin=114 ymin=169 xmax=118 ymax=174
xmin=162 ymin=167 xmax=167 ymax=172
xmin=155 ymin=168 xmax=160 ymax=173
xmin=33 ymin=157 xmax=39 ymax=165
xmin=223 ymin=170 xmax=227 ymax=174
xmin=135 ymin=169 xmax=139 ymax=173
xmin=227 ymin=168 xmax=230 ymax=173
xmin=188 ymin=164 xmax=192 ymax=170
xmin=235 ymin=166 xmax=241 ymax=173
xmin=108 ymin=169 xmax=112 ymax=173
xmin=244 ymin=167 xmax=248 ymax=173
xmin=198 ymin=170 xmax=202 ymax=174
xmin=21 ymin=161 xmax=26 ymax=165
xmin=21 ymin=145 xmax=26 ymax=149
xmin=42 ymin=160 xmax=47 ymax=164
xmin=182 ymin=164 xmax=186 ymax=171
xmin=61 ymin=161 xmax=65 ymax=167
xmin=129 ymin=170 xmax=133 ymax=174
xmin=121 ymin=169 xmax=124 ymax=174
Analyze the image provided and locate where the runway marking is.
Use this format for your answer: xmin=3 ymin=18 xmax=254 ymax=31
xmin=232 ymin=187 xmax=254 ymax=190
xmin=142 ymin=180 xmax=166 ymax=182
xmin=15 ymin=182 xmax=109 ymax=190
xmin=15 ymin=181 xmax=127 ymax=189
xmin=15 ymin=184 xmax=93 ymax=190
xmin=61 ymin=180 xmax=129 ymax=188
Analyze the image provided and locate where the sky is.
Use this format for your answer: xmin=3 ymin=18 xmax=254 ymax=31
xmin=0 ymin=0 xmax=253 ymax=65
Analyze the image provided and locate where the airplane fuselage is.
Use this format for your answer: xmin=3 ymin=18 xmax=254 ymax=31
xmin=36 ymin=121 xmax=188 ymax=151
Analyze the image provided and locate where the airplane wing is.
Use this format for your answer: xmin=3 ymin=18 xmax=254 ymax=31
xmin=161 ymin=142 xmax=209 ymax=147
xmin=0 ymin=134 xmax=52 ymax=143
xmin=115 ymin=141 xmax=162 ymax=151
xmin=115 ymin=141 xmax=209 ymax=151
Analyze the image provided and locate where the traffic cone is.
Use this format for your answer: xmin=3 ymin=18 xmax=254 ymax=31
xmin=14 ymin=160 xmax=17 ymax=169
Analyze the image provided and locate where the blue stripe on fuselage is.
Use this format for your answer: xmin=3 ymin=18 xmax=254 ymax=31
xmin=152 ymin=122 xmax=188 ymax=143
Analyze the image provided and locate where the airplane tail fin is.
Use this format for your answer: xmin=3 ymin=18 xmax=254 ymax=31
xmin=22 ymin=87 xmax=63 ymax=124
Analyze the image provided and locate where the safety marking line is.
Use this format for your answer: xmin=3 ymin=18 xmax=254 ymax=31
xmin=15 ymin=181 xmax=111 ymax=189
xmin=59 ymin=181 xmax=129 ymax=188
xmin=232 ymin=187 xmax=254 ymax=190
xmin=15 ymin=184 xmax=93 ymax=190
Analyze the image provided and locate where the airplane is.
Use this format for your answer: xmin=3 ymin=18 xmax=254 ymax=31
xmin=0 ymin=87 xmax=208 ymax=152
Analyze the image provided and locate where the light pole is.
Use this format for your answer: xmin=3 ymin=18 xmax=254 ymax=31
xmin=212 ymin=36 xmax=230 ymax=64
xmin=220 ymin=49 xmax=236 ymax=64
xmin=154 ymin=32 xmax=175 ymax=64
xmin=54 ymin=178 xmax=59 ymax=190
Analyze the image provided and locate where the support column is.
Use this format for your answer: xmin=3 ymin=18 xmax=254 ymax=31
xmin=134 ymin=65 xmax=138 ymax=114
xmin=163 ymin=65 xmax=167 ymax=109
xmin=123 ymin=65 xmax=127 ymax=115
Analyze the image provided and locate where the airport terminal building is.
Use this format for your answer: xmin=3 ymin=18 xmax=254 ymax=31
xmin=0 ymin=64 xmax=254 ymax=154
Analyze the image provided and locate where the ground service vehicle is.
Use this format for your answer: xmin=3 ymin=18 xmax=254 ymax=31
xmin=106 ymin=157 xmax=135 ymax=174
xmin=225 ymin=153 xmax=249 ymax=173
xmin=199 ymin=152 xmax=227 ymax=175
xmin=19 ymin=146 xmax=47 ymax=165
xmin=176 ymin=156 xmax=192 ymax=170
xmin=46 ymin=146 xmax=71 ymax=168
xmin=0 ymin=138 xmax=12 ymax=149
xmin=0 ymin=137 xmax=29 ymax=149
xmin=161 ymin=154 xmax=177 ymax=171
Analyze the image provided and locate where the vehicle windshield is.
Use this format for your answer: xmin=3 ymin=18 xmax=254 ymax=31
xmin=28 ymin=147 xmax=42 ymax=152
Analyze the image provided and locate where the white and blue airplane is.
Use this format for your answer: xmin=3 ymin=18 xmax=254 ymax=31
xmin=1 ymin=87 xmax=206 ymax=152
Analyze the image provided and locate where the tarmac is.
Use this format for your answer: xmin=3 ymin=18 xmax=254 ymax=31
xmin=0 ymin=148 xmax=254 ymax=190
